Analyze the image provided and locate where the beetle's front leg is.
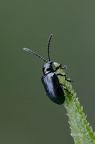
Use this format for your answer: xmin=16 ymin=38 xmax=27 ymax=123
xmin=57 ymin=73 xmax=73 ymax=82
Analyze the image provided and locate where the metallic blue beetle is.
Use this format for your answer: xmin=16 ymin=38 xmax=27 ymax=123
xmin=23 ymin=34 xmax=71 ymax=105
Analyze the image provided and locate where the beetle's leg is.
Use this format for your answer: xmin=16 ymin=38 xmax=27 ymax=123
xmin=61 ymin=65 xmax=67 ymax=69
xmin=54 ymin=64 xmax=61 ymax=71
xmin=60 ymin=84 xmax=71 ymax=94
xmin=57 ymin=73 xmax=73 ymax=82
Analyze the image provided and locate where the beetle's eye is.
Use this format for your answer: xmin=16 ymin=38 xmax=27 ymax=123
xmin=47 ymin=68 xmax=50 ymax=71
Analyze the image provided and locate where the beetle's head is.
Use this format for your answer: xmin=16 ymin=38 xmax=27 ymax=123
xmin=42 ymin=61 xmax=54 ymax=75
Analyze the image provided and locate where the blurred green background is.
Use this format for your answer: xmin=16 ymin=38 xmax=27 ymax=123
xmin=0 ymin=0 xmax=95 ymax=144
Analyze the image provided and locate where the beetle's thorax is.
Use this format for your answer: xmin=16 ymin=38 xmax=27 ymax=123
xmin=42 ymin=61 xmax=54 ymax=75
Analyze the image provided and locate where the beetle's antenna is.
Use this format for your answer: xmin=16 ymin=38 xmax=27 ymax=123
xmin=47 ymin=34 xmax=53 ymax=61
xmin=23 ymin=48 xmax=47 ymax=62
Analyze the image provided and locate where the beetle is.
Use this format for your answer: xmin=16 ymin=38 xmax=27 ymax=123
xmin=23 ymin=34 xmax=72 ymax=105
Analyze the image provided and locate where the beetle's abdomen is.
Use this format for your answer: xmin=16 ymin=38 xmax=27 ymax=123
xmin=41 ymin=73 xmax=65 ymax=105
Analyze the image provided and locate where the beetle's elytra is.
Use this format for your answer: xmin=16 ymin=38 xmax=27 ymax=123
xmin=23 ymin=34 xmax=72 ymax=105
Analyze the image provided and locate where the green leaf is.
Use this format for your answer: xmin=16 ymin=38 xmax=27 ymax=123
xmin=54 ymin=62 xmax=95 ymax=144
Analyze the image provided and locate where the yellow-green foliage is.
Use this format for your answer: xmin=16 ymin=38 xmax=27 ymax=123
xmin=54 ymin=62 xmax=95 ymax=144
